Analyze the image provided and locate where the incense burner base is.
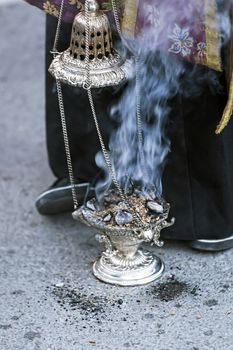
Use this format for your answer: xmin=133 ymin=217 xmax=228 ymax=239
xmin=73 ymin=193 xmax=174 ymax=286
xmin=93 ymin=244 xmax=164 ymax=286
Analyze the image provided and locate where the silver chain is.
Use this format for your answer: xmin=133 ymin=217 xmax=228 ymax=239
xmin=111 ymin=0 xmax=122 ymax=37
xmin=111 ymin=0 xmax=147 ymax=174
xmin=83 ymin=2 xmax=143 ymax=225
xmin=52 ymin=0 xmax=145 ymax=223
xmin=52 ymin=0 xmax=79 ymax=209
xmin=83 ymin=1 xmax=126 ymax=203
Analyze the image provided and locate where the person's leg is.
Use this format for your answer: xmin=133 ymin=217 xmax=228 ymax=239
xmin=162 ymin=64 xmax=233 ymax=250
xmin=45 ymin=16 xmax=99 ymax=182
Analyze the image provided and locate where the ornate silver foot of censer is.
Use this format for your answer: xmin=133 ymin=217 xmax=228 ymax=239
xmin=73 ymin=191 xmax=175 ymax=286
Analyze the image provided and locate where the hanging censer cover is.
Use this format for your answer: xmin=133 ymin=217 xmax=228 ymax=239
xmin=49 ymin=0 xmax=132 ymax=88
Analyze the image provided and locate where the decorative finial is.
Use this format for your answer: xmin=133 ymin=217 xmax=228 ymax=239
xmin=87 ymin=0 xmax=99 ymax=13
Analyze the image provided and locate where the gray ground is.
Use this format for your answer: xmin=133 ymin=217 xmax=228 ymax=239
xmin=0 ymin=3 xmax=233 ymax=350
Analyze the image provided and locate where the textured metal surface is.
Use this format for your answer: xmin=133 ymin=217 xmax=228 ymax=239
xmin=69 ymin=3 xmax=112 ymax=61
xmin=49 ymin=0 xmax=132 ymax=88
xmin=73 ymin=199 xmax=174 ymax=286
xmin=93 ymin=245 xmax=165 ymax=286
xmin=49 ymin=49 xmax=132 ymax=88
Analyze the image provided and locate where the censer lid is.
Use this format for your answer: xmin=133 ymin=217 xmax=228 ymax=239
xmin=49 ymin=0 xmax=132 ymax=88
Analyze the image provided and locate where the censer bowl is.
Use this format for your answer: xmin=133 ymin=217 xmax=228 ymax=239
xmin=73 ymin=197 xmax=174 ymax=287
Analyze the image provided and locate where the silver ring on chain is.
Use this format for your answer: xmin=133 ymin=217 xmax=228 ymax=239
xmin=83 ymin=81 xmax=92 ymax=90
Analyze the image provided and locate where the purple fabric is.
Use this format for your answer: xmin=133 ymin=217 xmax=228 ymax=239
xmin=135 ymin=0 xmax=210 ymax=66
xmin=25 ymin=0 xmax=222 ymax=70
xmin=25 ymin=0 xmax=109 ymax=23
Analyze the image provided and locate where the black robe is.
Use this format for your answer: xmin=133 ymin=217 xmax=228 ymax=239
xmin=45 ymin=16 xmax=233 ymax=241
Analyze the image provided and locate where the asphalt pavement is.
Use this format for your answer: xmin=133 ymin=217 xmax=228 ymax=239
xmin=0 ymin=3 xmax=233 ymax=350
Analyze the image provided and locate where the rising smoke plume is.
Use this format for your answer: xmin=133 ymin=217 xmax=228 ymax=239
xmin=95 ymin=0 xmax=233 ymax=199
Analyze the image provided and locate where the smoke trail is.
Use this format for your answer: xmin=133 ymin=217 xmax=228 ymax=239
xmin=95 ymin=0 xmax=232 ymax=199
xmin=217 ymin=0 xmax=233 ymax=44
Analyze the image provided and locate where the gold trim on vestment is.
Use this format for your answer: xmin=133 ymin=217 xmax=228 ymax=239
xmin=204 ymin=0 xmax=222 ymax=72
xmin=215 ymin=7 xmax=233 ymax=134
xmin=216 ymin=74 xmax=233 ymax=134
xmin=121 ymin=0 xmax=139 ymax=36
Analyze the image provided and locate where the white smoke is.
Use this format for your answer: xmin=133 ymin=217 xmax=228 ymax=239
xmin=95 ymin=0 xmax=232 ymax=199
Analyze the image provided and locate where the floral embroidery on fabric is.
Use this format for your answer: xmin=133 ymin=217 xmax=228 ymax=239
xmin=43 ymin=1 xmax=59 ymax=17
xmin=168 ymin=24 xmax=194 ymax=57
xmin=25 ymin=0 xmax=222 ymax=71
xmin=27 ymin=0 xmax=117 ymax=22
xmin=197 ymin=41 xmax=207 ymax=59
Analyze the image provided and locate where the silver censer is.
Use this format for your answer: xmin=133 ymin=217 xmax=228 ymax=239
xmin=73 ymin=197 xmax=175 ymax=286
xmin=49 ymin=0 xmax=175 ymax=286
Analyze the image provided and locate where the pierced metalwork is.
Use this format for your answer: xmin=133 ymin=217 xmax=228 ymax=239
xmin=49 ymin=0 xmax=132 ymax=88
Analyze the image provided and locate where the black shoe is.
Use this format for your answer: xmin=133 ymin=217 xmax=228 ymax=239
xmin=35 ymin=178 xmax=95 ymax=215
xmin=189 ymin=235 xmax=233 ymax=252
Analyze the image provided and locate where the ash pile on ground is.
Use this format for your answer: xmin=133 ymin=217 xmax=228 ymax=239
xmin=49 ymin=284 xmax=109 ymax=318
xmin=47 ymin=284 xmax=126 ymax=321
xmin=150 ymin=279 xmax=189 ymax=302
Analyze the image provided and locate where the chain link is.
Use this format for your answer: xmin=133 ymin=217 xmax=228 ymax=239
xmin=83 ymin=0 xmax=126 ymax=203
xmin=135 ymin=57 xmax=148 ymax=174
xmin=55 ymin=81 xmax=79 ymax=209
xmin=111 ymin=0 xmax=122 ymax=38
xmin=111 ymin=0 xmax=147 ymax=174
xmin=52 ymin=0 xmax=145 ymax=224
xmin=52 ymin=0 xmax=65 ymax=53
xmin=82 ymin=2 xmax=143 ymax=225
xmin=53 ymin=0 xmax=79 ymax=209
